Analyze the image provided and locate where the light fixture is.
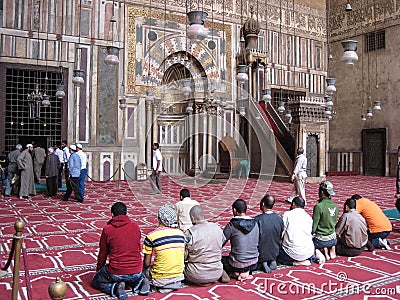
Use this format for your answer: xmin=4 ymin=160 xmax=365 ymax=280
xmin=105 ymin=45 xmax=120 ymax=66
xmin=56 ymin=84 xmax=66 ymax=99
xmin=373 ymin=100 xmax=381 ymax=111
xmin=236 ymin=65 xmax=249 ymax=83
xmin=361 ymin=114 xmax=367 ymax=121
xmin=325 ymin=106 xmax=332 ymax=115
xmin=187 ymin=11 xmax=208 ymax=41
xmin=366 ymin=109 xmax=373 ymax=118
xmin=345 ymin=1 xmax=352 ymax=12
xmin=341 ymin=40 xmax=358 ymax=65
xmin=72 ymin=70 xmax=85 ymax=86
xmin=27 ymin=83 xmax=43 ymax=102
xmin=119 ymin=98 xmax=127 ymax=110
xmin=324 ymin=95 xmax=334 ymax=107
xmin=326 ymin=78 xmax=337 ymax=95
xmin=42 ymin=93 xmax=50 ymax=107
xmin=261 ymin=89 xmax=272 ymax=102
xmin=104 ymin=0 xmax=120 ymax=65
xmin=277 ymin=101 xmax=285 ymax=113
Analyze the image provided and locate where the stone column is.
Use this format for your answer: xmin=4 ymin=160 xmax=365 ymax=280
xmin=145 ymin=100 xmax=153 ymax=168
xmin=194 ymin=108 xmax=199 ymax=171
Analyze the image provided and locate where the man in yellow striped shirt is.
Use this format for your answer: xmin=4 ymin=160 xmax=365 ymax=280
xmin=142 ymin=204 xmax=185 ymax=294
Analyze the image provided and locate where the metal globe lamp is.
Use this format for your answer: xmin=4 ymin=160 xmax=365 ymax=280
xmin=104 ymin=46 xmax=120 ymax=66
xmin=55 ymin=84 xmax=66 ymax=99
xmin=236 ymin=65 xmax=249 ymax=83
xmin=72 ymin=70 xmax=85 ymax=86
xmin=341 ymin=40 xmax=358 ymax=65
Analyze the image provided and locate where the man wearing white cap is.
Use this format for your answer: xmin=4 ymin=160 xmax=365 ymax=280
xmin=62 ymin=145 xmax=83 ymax=202
xmin=17 ymin=144 xmax=36 ymax=199
xmin=76 ymin=143 xmax=87 ymax=199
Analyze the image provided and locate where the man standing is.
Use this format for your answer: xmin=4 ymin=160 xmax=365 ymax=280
xmin=312 ymin=181 xmax=339 ymax=260
xmin=184 ymin=205 xmax=229 ymax=285
xmin=32 ymin=143 xmax=46 ymax=184
xmin=277 ymin=197 xmax=315 ymax=266
xmin=175 ymin=188 xmax=199 ymax=231
xmin=62 ymin=145 xmax=83 ymax=203
xmin=222 ymin=199 xmax=259 ymax=281
xmin=150 ymin=143 xmax=163 ymax=195
xmin=287 ymin=147 xmax=308 ymax=204
xmin=45 ymin=148 xmax=60 ymax=197
xmin=61 ymin=140 xmax=70 ymax=187
xmin=17 ymin=144 xmax=36 ymax=199
xmin=335 ymin=198 xmax=368 ymax=257
xmin=255 ymin=195 xmax=284 ymax=273
xmin=351 ymin=194 xmax=392 ymax=250
xmin=53 ymin=144 xmax=64 ymax=188
xmin=92 ymin=202 xmax=144 ymax=300
xmin=76 ymin=143 xmax=87 ymax=198
xmin=5 ymin=144 xmax=22 ymax=196
xmin=142 ymin=204 xmax=185 ymax=293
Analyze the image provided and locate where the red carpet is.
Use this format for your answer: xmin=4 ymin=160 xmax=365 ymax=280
xmin=0 ymin=176 xmax=399 ymax=299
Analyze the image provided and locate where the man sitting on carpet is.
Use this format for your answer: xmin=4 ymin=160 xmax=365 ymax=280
xmin=255 ymin=195 xmax=284 ymax=273
xmin=335 ymin=198 xmax=368 ymax=257
xmin=175 ymin=188 xmax=199 ymax=231
xmin=277 ymin=197 xmax=315 ymax=266
xmin=184 ymin=205 xmax=229 ymax=285
xmin=142 ymin=204 xmax=185 ymax=294
xmin=351 ymin=194 xmax=392 ymax=250
xmin=92 ymin=202 xmax=144 ymax=300
xmin=312 ymin=181 xmax=339 ymax=261
xmin=222 ymin=199 xmax=259 ymax=281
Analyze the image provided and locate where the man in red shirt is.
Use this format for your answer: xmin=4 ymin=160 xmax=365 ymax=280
xmin=92 ymin=202 xmax=144 ymax=299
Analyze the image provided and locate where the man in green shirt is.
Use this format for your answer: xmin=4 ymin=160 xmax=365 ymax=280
xmin=312 ymin=181 xmax=339 ymax=261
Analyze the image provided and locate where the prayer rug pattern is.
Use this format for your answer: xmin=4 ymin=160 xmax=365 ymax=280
xmin=0 ymin=176 xmax=399 ymax=299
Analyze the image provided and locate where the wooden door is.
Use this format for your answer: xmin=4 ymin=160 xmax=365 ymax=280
xmin=362 ymin=128 xmax=386 ymax=176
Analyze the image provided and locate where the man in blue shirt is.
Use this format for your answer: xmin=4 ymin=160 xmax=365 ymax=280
xmin=62 ymin=145 xmax=83 ymax=202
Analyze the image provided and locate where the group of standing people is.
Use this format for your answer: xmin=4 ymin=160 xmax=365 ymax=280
xmin=1 ymin=141 xmax=87 ymax=202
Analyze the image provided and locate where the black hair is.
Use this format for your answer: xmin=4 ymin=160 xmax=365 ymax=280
xmin=111 ymin=202 xmax=127 ymax=216
xmin=351 ymin=194 xmax=362 ymax=200
xmin=260 ymin=194 xmax=275 ymax=209
xmin=319 ymin=186 xmax=330 ymax=197
xmin=154 ymin=143 xmax=160 ymax=149
xmin=292 ymin=196 xmax=305 ymax=208
xmin=180 ymin=188 xmax=190 ymax=198
xmin=232 ymin=199 xmax=247 ymax=213
xmin=345 ymin=198 xmax=356 ymax=210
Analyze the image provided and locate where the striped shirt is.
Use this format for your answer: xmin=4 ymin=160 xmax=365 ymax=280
xmin=143 ymin=226 xmax=185 ymax=279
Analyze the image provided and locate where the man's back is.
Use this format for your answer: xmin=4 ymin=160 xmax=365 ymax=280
xmin=185 ymin=221 xmax=224 ymax=283
xmin=223 ymin=216 xmax=259 ymax=266
xmin=143 ymin=226 xmax=185 ymax=279
xmin=282 ymin=208 xmax=314 ymax=261
xmin=255 ymin=212 xmax=284 ymax=262
xmin=97 ymin=215 xmax=142 ymax=275
xmin=176 ymin=197 xmax=200 ymax=230
xmin=336 ymin=210 xmax=368 ymax=248
xmin=312 ymin=197 xmax=339 ymax=236
xmin=33 ymin=147 xmax=46 ymax=164
xmin=356 ymin=197 xmax=392 ymax=233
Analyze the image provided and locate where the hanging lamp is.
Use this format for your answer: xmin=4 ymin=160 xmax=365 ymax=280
xmin=341 ymin=40 xmax=358 ymax=65
xmin=187 ymin=11 xmax=208 ymax=41
xmin=236 ymin=65 xmax=249 ymax=83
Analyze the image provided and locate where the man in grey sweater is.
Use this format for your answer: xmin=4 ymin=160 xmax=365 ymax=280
xmin=222 ymin=199 xmax=259 ymax=281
